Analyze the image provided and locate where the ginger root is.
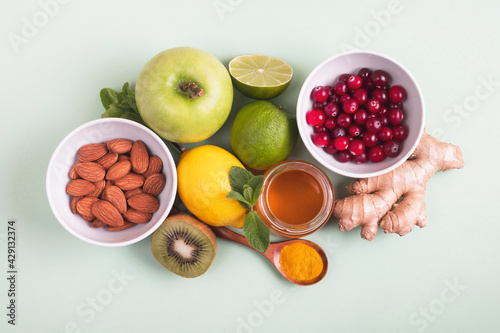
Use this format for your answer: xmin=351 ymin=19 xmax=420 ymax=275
xmin=333 ymin=132 xmax=464 ymax=241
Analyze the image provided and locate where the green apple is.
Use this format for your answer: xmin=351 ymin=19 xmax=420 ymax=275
xmin=135 ymin=47 xmax=233 ymax=143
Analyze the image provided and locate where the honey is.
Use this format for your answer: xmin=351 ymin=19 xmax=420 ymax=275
xmin=256 ymin=160 xmax=334 ymax=238
xmin=267 ymin=169 xmax=324 ymax=225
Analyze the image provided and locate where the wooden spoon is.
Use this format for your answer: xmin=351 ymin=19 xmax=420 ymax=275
xmin=211 ymin=227 xmax=328 ymax=286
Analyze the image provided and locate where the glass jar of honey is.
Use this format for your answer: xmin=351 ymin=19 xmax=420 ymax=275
xmin=256 ymin=160 xmax=334 ymax=238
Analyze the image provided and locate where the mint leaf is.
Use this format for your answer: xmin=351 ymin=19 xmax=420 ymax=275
xmin=242 ymin=184 xmax=254 ymax=204
xmin=105 ymin=104 xmax=126 ymax=117
xmin=227 ymin=166 xmax=270 ymax=252
xmin=243 ymin=211 xmax=270 ymax=252
xmin=226 ymin=191 xmax=252 ymax=209
xmin=100 ymin=88 xmax=119 ymax=109
xmin=99 ymin=83 xmax=145 ymax=125
xmin=247 ymin=175 xmax=264 ymax=205
xmin=228 ymin=166 xmax=253 ymax=193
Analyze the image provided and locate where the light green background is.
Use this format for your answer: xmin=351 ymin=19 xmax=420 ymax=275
xmin=1 ymin=0 xmax=499 ymax=332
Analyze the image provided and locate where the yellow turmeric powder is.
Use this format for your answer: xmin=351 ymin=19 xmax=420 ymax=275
xmin=279 ymin=242 xmax=323 ymax=281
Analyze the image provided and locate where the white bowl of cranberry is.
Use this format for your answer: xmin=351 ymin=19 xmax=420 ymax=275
xmin=297 ymin=50 xmax=425 ymax=178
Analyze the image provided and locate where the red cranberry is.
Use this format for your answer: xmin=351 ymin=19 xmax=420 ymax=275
xmin=353 ymin=88 xmax=368 ymax=105
xmin=362 ymin=132 xmax=379 ymax=147
xmin=353 ymin=152 xmax=368 ymax=164
xmin=392 ymin=125 xmax=408 ymax=141
xmin=325 ymin=85 xmax=334 ymax=95
xmin=353 ymin=109 xmax=368 ymax=125
xmin=386 ymin=101 xmax=402 ymax=110
xmin=347 ymin=75 xmax=363 ymax=90
xmin=388 ymin=85 xmax=407 ymax=103
xmin=388 ymin=108 xmax=404 ymax=125
xmin=357 ymin=68 xmax=372 ymax=80
xmin=334 ymin=81 xmax=348 ymax=95
xmin=312 ymin=86 xmax=329 ymax=103
xmin=348 ymin=124 xmax=362 ymax=137
xmin=338 ymin=73 xmax=351 ymax=82
xmin=324 ymin=103 xmax=340 ymax=117
xmin=312 ymin=132 xmax=330 ymax=147
xmin=329 ymin=94 xmax=340 ymax=104
xmin=371 ymin=88 xmax=388 ymax=104
xmin=363 ymin=77 xmax=376 ymax=91
xmin=366 ymin=99 xmax=381 ymax=113
xmin=333 ymin=136 xmax=349 ymax=151
xmin=349 ymin=139 xmax=365 ymax=156
xmin=324 ymin=142 xmax=338 ymax=155
xmin=313 ymin=102 xmax=324 ymax=109
xmin=372 ymin=70 xmax=390 ymax=87
xmin=378 ymin=106 xmax=389 ymax=116
xmin=331 ymin=126 xmax=347 ymax=138
xmin=324 ymin=117 xmax=336 ymax=129
xmin=337 ymin=113 xmax=352 ymax=128
xmin=365 ymin=117 xmax=382 ymax=133
xmin=306 ymin=109 xmax=326 ymax=126
xmin=378 ymin=126 xmax=393 ymax=141
xmin=379 ymin=115 xmax=389 ymax=127
xmin=384 ymin=139 xmax=400 ymax=157
xmin=336 ymin=150 xmax=352 ymax=163
xmin=339 ymin=94 xmax=351 ymax=104
xmin=314 ymin=126 xmax=327 ymax=133
xmin=368 ymin=145 xmax=386 ymax=163
xmin=343 ymin=99 xmax=358 ymax=114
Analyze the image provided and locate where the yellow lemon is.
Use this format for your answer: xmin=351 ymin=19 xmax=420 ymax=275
xmin=177 ymin=145 xmax=247 ymax=228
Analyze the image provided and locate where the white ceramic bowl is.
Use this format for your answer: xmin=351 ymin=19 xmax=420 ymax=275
xmin=46 ymin=118 xmax=177 ymax=247
xmin=297 ymin=50 xmax=425 ymax=178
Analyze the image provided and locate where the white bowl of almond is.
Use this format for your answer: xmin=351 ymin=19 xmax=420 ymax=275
xmin=46 ymin=118 xmax=177 ymax=247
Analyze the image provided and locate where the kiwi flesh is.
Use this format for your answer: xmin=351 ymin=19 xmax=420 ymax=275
xmin=151 ymin=213 xmax=217 ymax=278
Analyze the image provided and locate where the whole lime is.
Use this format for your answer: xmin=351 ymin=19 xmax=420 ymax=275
xmin=230 ymin=100 xmax=298 ymax=170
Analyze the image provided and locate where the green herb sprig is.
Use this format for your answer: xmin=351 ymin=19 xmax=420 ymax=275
xmin=227 ymin=166 xmax=270 ymax=252
xmin=100 ymin=82 xmax=145 ymax=125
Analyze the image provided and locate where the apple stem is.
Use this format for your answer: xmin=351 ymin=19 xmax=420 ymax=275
xmin=170 ymin=142 xmax=187 ymax=154
xmin=179 ymin=82 xmax=204 ymax=99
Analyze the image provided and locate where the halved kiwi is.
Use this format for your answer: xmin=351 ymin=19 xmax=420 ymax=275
xmin=151 ymin=213 xmax=217 ymax=278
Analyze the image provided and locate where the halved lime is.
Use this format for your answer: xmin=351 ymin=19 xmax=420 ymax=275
xmin=228 ymin=55 xmax=293 ymax=100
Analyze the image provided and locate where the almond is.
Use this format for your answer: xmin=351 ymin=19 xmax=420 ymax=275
xmin=114 ymin=173 xmax=144 ymax=191
xmin=69 ymin=162 xmax=80 ymax=179
xmin=78 ymin=143 xmax=108 ymax=162
xmin=127 ymin=193 xmax=159 ymax=213
xmin=124 ymin=188 xmax=143 ymax=199
xmin=91 ymin=219 xmax=106 ymax=228
xmin=102 ymin=186 xmax=127 ymax=214
xmin=89 ymin=180 xmax=106 ymax=198
xmin=107 ymin=221 xmax=136 ymax=232
xmin=123 ymin=209 xmax=152 ymax=224
xmin=118 ymin=154 xmax=130 ymax=162
xmin=91 ymin=200 xmax=124 ymax=227
xmin=97 ymin=152 xmax=119 ymax=169
xmin=76 ymin=197 xmax=100 ymax=217
xmin=107 ymin=138 xmax=133 ymax=154
xmin=75 ymin=162 xmax=106 ymax=182
xmin=66 ymin=179 xmax=96 ymax=196
xmin=143 ymin=173 xmax=166 ymax=196
xmin=81 ymin=215 xmax=95 ymax=222
xmin=70 ymin=196 xmax=83 ymax=214
xmin=130 ymin=140 xmax=149 ymax=174
xmin=142 ymin=155 xmax=163 ymax=178
xmin=106 ymin=160 xmax=132 ymax=181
